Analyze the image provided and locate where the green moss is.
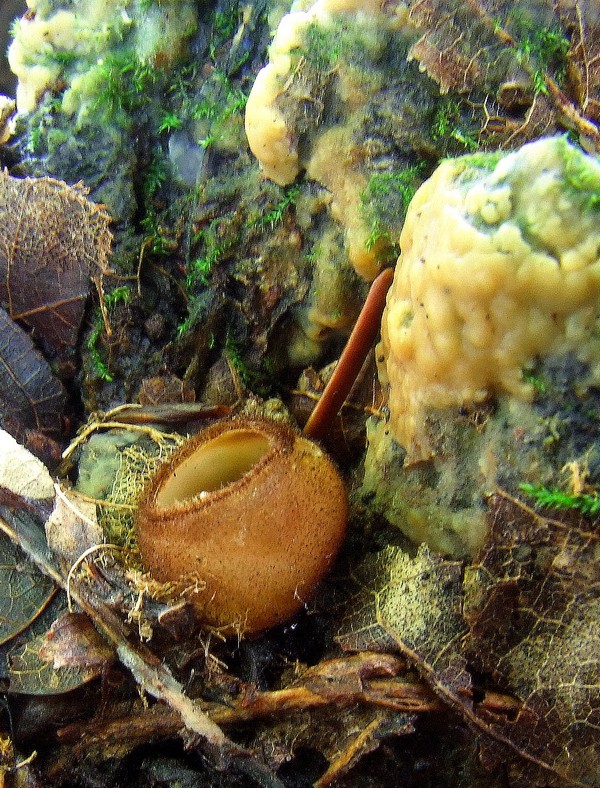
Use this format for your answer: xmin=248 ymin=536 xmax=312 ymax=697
xmin=209 ymin=5 xmax=241 ymax=61
xmin=461 ymin=150 xmax=504 ymax=170
xmin=40 ymin=49 xmax=79 ymax=68
xmin=224 ymin=333 xmax=271 ymax=395
xmin=86 ymin=315 xmax=113 ymax=382
xmin=86 ymin=287 xmax=134 ymax=382
xmin=361 ymin=164 xmax=426 ymax=259
xmin=198 ymin=134 xmax=216 ymax=149
xmin=431 ymin=99 xmax=478 ymax=151
xmin=556 ymin=136 xmax=600 ymax=211
xmin=142 ymin=151 xmax=168 ymax=201
xmin=163 ymin=65 xmax=247 ymax=157
xmin=158 ymin=111 xmax=183 ymax=133
xmin=452 ymin=149 xmax=505 ymax=183
xmin=363 ymin=166 xmax=425 ymax=209
xmin=190 ymin=81 xmax=246 ymax=122
xmin=254 ymin=185 xmax=300 ymax=229
xmin=140 ymin=213 xmax=171 ymax=256
xmin=520 ymin=483 xmax=600 ymax=518
xmin=45 ymin=127 xmax=69 ymax=153
xmin=91 ymin=49 xmax=156 ymax=122
xmin=183 ymin=214 xmax=239 ymax=295
xmin=25 ymin=124 xmax=43 ymax=155
xmin=299 ymin=16 xmax=384 ymax=75
xmin=104 ymin=285 xmax=132 ymax=309
xmin=522 ymin=367 xmax=547 ymax=395
xmin=301 ymin=21 xmax=342 ymax=71
xmin=508 ymin=12 xmax=570 ymax=94
xmin=186 ymin=245 xmax=221 ymax=288
xmin=24 ymin=97 xmax=63 ymax=155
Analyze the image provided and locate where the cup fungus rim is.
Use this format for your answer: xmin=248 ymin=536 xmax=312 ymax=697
xmin=140 ymin=416 xmax=300 ymax=517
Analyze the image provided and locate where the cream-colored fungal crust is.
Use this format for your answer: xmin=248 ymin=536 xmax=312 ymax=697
xmin=246 ymin=0 xmax=382 ymax=187
xmin=8 ymin=0 xmax=197 ymax=119
xmin=305 ymin=126 xmax=376 ymax=278
xmin=245 ymin=0 xmax=401 ymax=279
xmin=0 ymin=96 xmax=16 ymax=144
xmin=379 ymin=136 xmax=600 ymax=462
xmin=8 ymin=8 xmax=77 ymax=114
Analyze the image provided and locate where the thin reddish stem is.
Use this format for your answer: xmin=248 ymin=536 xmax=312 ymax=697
xmin=303 ymin=266 xmax=394 ymax=442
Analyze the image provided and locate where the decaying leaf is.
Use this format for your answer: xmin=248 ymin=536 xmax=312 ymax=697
xmin=338 ymin=544 xmax=469 ymax=694
xmin=0 ymin=536 xmax=55 ymax=647
xmin=0 ymin=307 xmax=66 ymax=437
xmin=0 ymin=495 xmax=233 ymax=752
xmin=0 ymin=430 xmax=56 ymax=649
xmin=45 ymin=487 xmax=103 ymax=565
xmin=8 ymin=611 xmax=114 ymax=695
xmin=463 ymin=492 xmax=600 ymax=785
xmin=338 ymin=495 xmax=600 ymax=785
xmin=337 ymin=543 xmax=478 ymax=778
xmin=0 ymin=172 xmax=112 ymax=361
xmin=46 ymin=652 xmax=432 ymax=772
xmin=408 ymin=0 xmax=512 ymax=94
xmin=0 ymin=427 xmax=54 ymax=500
xmin=137 ymin=375 xmax=196 ymax=406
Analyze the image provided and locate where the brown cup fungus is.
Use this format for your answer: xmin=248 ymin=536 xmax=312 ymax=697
xmin=135 ymin=417 xmax=348 ymax=634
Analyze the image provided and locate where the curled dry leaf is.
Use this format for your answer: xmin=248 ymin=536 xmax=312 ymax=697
xmin=0 ymin=172 xmax=112 ymax=361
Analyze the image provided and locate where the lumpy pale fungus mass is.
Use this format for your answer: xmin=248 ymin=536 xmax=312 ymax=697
xmin=135 ymin=417 xmax=348 ymax=635
xmin=364 ymin=136 xmax=600 ymax=557
xmin=245 ymin=0 xmax=411 ymax=281
xmin=8 ymin=0 xmax=197 ymax=121
xmin=379 ymin=136 xmax=600 ymax=463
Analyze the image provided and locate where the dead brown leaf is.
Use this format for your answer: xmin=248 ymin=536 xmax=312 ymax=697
xmin=0 ymin=306 xmax=66 ymax=437
xmin=463 ymin=492 xmax=600 ymax=785
xmin=337 ymin=507 xmax=599 ymax=786
xmin=37 ymin=611 xmax=114 ymax=672
xmin=0 ymin=172 xmax=112 ymax=361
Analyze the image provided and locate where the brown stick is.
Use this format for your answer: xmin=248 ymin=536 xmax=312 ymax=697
xmin=303 ymin=267 xmax=394 ymax=442
xmin=53 ymin=652 xmax=442 ymax=765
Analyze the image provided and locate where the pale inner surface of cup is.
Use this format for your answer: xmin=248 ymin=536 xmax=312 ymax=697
xmin=156 ymin=430 xmax=271 ymax=507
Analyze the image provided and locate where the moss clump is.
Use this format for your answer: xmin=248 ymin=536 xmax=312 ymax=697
xmin=360 ymin=164 xmax=426 ymax=260
xmin=431 ymin=98 xmax=478 ymax=152
xmin=508 ymin=12 xmax=570 ymax=94
xmin=252 ymin=185 xmax=300 ymax=230
xmin=556 ymin=135 xmax=600 ymax=211
xmin=520 ymin=483 xmax=600 ymax=518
